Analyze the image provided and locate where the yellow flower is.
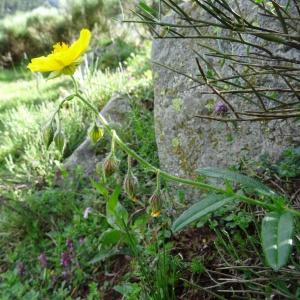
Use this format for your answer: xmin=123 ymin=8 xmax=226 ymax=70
xmin=27 ymin=29 xmax=91 ymax=76
xmin=151 ymin=210 xmax=161 ymax=218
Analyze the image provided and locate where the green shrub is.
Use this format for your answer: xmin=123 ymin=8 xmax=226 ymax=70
xmin=275 ymin=147 xmax=300 ymax=178
xmin=0 ymin=0 xmax=105 ymax=66
xmin=97 ymin=38 xmax=136 ymax=70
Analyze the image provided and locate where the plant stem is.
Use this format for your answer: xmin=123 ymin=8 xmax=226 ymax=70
xmin=72 ymin=83 xmax=300 ymax=218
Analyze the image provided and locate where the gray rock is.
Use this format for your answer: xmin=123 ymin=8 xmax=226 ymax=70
xmin=63 ymin=93 xmax=131 ymax=176
xmin=152 ymin=1 xmax=300 ymax=199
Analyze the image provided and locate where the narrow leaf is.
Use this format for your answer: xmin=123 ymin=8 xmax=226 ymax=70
xmin=89 ymin=248 xmax=119 ymax=264
xmin=138 ymin=1 xmax=157 ymax=17
xmin=92 ymin=180 xmax=109 ymax=199
xmin=196 ymin=167 xmax=275 ymax=196
xmin=261 ymin=212 xmax=294 ymax=271
xmin=106 ymin=186 xmax=128 ymax=230
xmin=172 ymin=194 xmax=233 ymax=232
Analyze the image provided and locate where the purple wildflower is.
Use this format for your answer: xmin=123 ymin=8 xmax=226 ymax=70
xmin=60 ymin=251 xmax=72 ymax=267
xmin=55 ymin=169 xmax=62 ymax=179
xmin=79 ymin=237 xmax=85 ymax=245
xmin=17 ymin=262 xmax=26 ymax=277
xmin=38 ymin=253 xmax=48 ymax=269
xmin=83 ymin=207 xmax=92 ymax=219
xmin=61 ymin=270 xmax=71 ymax=281
xmin=66 ymin=239 xmax=74 ymax=252
xmin=215 ymin=101 xmax=228 ymax=115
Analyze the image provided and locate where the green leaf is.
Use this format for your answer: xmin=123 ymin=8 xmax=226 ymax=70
xmin=172 ymin=194 xmax=234 ymax=232
xmin=196 ymin=167 xmax=275 ymax=196
xmin=114 ymin=283 xmax=141 ymax=298
xmin=106 ymin=186 xmax=128 ymax=230
xmin=107 ymin=186 xmax=121 ymax=211
xmin=261 ymin=211 xmax=294 ymax=271
xmin=92 ymin=180 xmax=109 ymax=199
xmin=89 ymin=248 xmax=119 ymax=264
xmin=100 ymin=229 xmax=123 ymax=247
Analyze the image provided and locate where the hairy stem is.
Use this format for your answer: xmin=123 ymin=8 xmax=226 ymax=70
xmin=69 ymin=77 xmax=300 ymax=217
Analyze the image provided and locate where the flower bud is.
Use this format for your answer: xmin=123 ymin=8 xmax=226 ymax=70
xmin=42 ymin=122 xmax=54 ymax=149
xmin=149 ymin=192 xmax=161 ymax=218
xmin=123 ymin=170 xmax=138 ymax=200
xmin=89 ymin=123 xmax=104 ymax=144
xmin=102 ymin=154 xmax=119 ymax=177
xmin=54 ymin=130 xmax=65 ymax=153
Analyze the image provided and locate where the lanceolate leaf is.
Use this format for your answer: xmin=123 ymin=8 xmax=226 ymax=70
xmin=261 ymin=212 xmax=294 ymax=271
xmin=172 ymin=194 xmax=234 ymax=232
xmin=196 ymin=167 xmax=275 ymax=196
xmin=100 ymin=229 xmax=123 ymax=247
xmin=106 ymin=186 xmax=128 ymax=230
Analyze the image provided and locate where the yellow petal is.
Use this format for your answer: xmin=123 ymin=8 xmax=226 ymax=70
xmin=27 ymin=55 xmax=63 ymax=72
xmin=57 ymin=28 xmax=91 ymax=67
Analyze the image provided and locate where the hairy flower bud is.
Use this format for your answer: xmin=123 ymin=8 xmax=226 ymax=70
xmin=88 ymin=123 xmax=104 ymax=144
xmin=102 ymin=154 xmax=119 ymax=177
xmin=123 ymin=170 xmax=138 ymax=200
xmin=42 ymin=122 xmax=55 ymax=149
xmin=149 ymin=192 xmax=161 ymax=218
xmin=54 ymin=130 xmax=65 ymax=153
